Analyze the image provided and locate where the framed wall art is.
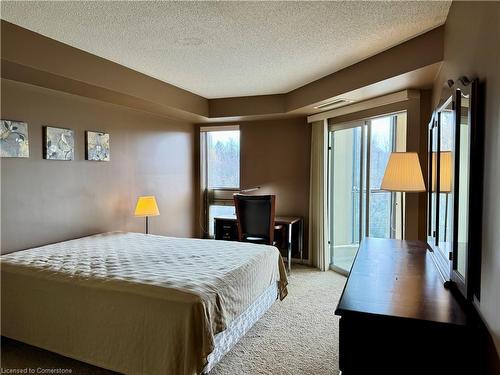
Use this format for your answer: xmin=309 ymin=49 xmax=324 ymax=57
xmin=1 ymin=119 xmax=29 ymax=158
xmin=85 ymin=130 xmax=110 ymax=161
xmin=44 ymin=126 xmax=74 ymax=161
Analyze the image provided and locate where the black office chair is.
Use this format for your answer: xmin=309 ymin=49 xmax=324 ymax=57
xmin=233 ymin=194 xmax=282 ymax=246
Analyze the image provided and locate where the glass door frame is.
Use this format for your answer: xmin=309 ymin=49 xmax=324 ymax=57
xmin=328 ymin=121 xmax=366 ymax=275
xmin=328 ymin=111 xmax=405 ymax=274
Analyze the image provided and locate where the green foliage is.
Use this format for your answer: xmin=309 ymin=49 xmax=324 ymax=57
xmin=208 ymin=134 xmax=240 ymax=188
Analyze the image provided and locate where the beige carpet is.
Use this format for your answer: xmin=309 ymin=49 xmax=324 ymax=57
xmin=1 ymin=265 xmax=346 ymax=374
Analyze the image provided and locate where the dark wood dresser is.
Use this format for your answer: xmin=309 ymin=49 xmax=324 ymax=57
xmin=335 ymin=238 xmax=483 ymax=374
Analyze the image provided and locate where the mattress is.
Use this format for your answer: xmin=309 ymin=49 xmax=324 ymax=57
xmin=1 ymin=232 xmax=288 ymax=375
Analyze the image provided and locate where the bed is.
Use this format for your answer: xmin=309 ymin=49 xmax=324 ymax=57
xmin=1 ymin=232 xmax=288 ymax=375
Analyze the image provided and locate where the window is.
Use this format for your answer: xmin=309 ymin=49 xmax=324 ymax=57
xmin=368 ymin=117 xmax=394 ymax=238
xmin=206 ymin=130 xmax=240 ymax=189
xmin=200 ymin=126 xmax=240 ymax=237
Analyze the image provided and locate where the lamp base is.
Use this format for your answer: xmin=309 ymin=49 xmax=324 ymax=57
xmin=145 ymin=216 xmax=149 ymax=234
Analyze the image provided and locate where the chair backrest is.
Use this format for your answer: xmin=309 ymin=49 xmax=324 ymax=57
xmin=233 ymin=194 xmax=276 ymax=245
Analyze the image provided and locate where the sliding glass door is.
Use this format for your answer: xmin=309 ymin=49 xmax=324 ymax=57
xmin=328 ymin=112 xmax=406 ymax=274
xmin=329 ymin=124 xmax=364 ymax=272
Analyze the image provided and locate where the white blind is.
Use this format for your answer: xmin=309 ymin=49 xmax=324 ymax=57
xmin=200 ymin=125 xmax=239 ymax=132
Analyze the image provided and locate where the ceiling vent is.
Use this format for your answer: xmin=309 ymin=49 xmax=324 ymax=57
xmin=314 ymin=98 xmax=355 ymax=110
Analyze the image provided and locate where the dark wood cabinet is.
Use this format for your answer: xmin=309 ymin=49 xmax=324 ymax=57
xmin=214 ymin=217 xmax=239 ymax=241
xmin=335 ymin=238 xmax=483 ymax=374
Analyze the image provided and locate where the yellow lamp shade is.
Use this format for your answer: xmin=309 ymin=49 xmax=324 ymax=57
xmin=134 ymin=196 xmax=160 ymax=217
xmin=381 ymin=152 xmax=426 ymax=192
xmin=431 ymin=151 xmax=452 ymax=193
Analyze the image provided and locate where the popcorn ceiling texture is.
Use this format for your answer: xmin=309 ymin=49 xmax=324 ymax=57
xmin=1 ymin=1 xmax=450 ymax=98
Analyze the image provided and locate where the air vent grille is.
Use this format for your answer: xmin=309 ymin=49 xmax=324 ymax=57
xmin=314 ymin=98 xmax=355 ymax=110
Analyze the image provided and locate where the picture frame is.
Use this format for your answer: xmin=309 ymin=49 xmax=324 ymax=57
xmin=43 ymin=126 xmax=74 ymax=161
xmin=85 ymin=130 xmax=110 ymax=161
xmin=0 ymin=119 xmax=30 ymax=158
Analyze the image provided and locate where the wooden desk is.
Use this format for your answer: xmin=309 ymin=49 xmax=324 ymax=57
xmin=214 ymin=215 xmax=304 ymax=271
xmin=335 ymin=238 xmax=480 ymax=374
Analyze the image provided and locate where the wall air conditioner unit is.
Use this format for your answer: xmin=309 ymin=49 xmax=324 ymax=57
xmin=314 ymin=98 xmax=355 ymax=111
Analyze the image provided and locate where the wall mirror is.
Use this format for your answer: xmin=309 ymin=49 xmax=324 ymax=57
xmin=428 ymin=95 xmax=454 ymax=279
xmin=453 ymin=85 xmax=471 ymax=284
xmin=451 ymin=78 xmax=482 ymax=301
xmin=428 ymin=77 xmax=483 ymax=302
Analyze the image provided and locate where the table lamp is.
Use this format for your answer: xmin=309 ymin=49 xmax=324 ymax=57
xmin=381 ymin=152 xmax=426 ymax=239
xmin=134 ymin=196 xmax=160 ymax=234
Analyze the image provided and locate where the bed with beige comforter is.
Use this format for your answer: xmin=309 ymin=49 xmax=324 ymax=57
xmin=1 ymin=232 xmax=288 ymax=375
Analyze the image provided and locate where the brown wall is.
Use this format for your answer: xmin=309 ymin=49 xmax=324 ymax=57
xmin=1 ymin=79 xmax=196 ymax=253
xmin=196 ymin=117 xmax=311 ymax=258
xmin=432 ymin=1 xmax=500 ymax=362
xmin=241 ymin=117 xmax=311 ymax=258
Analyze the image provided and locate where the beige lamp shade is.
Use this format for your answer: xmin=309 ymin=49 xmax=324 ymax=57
xmin=381 ymin=152 xmax=426 ymax=192
xmin=431 ymin=151 xmax=452 ymax=193
xmin=134 ymin=196 xmax=160 ymax=217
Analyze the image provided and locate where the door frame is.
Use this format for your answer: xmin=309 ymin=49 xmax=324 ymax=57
xmin=328 ymin=111 xmax=406 ymax=272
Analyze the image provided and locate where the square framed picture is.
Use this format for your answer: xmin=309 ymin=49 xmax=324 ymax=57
xmin=85 ymin=130 xmax=110 ymax=161
xmin=44 ymin=126 xmax=74 ymax=160
xmin=1 ymin=119 xmax=29 ymax=158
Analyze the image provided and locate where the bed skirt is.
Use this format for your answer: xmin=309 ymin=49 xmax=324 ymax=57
xmin=203 ymin=281 xmax=278 ymax=373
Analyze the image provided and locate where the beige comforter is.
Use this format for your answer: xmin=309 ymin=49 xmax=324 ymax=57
xmin=1 ymin=232 xmax=288 ymax=374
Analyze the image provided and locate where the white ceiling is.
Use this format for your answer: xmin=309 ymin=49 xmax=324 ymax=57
xmin=1 ymin=1 xmax=450 ymax=99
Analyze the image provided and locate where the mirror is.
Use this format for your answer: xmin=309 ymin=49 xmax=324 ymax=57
xmin=428 ymin=119 xmax=438 ymax=242
xmin=455 ymin=88 xmax=471 ymax=278
xmin=438 ymin=101 xmax=454 ymax=257
xmin=427 ymin=95 xmax=454 ymax=278
xmin=428 ymin=77 xmax=483 ymax=301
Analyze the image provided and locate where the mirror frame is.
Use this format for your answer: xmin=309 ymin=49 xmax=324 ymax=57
xmin=450 ymin=78 xmax=482 ymax=302
xmin=427 ymin=95 xmax=454 ymax=280
xmin=427 ymin=77 xmax=483 ymax=302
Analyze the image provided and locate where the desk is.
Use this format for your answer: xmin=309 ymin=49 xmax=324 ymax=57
xmin=335 ymin=238 xmax=479 ymax=374
xmin=214 ymin=215 xmax=303 ymax=272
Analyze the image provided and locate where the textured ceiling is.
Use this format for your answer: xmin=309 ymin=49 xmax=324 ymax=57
xmin=1 ymin=1 xmax=450 ymax=98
